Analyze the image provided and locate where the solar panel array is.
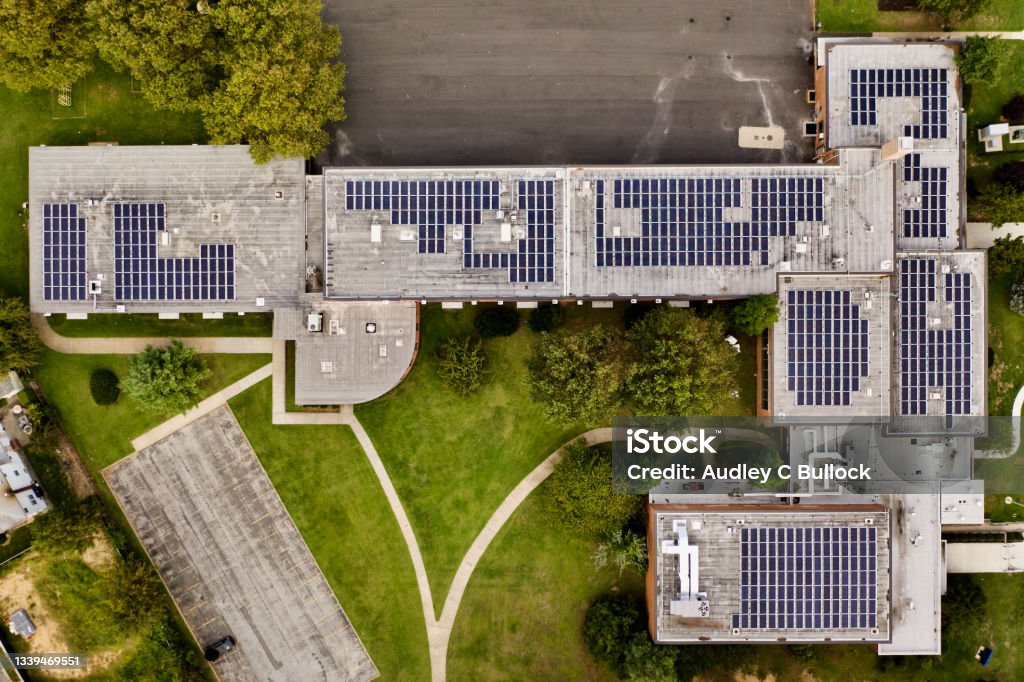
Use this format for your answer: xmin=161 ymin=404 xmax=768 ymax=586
xmin=849 ymin=68 xmax=949 ymax=139
xmin=113 ymin=203 xmax=235 ymax=301
xmin=897 ymin=258 xmax=972 ymax=417
xmin=732 ymin=526 xmax=878 ymax=631
xmin=902 ymin=154 xmax=948 ymax=238
xmin=345 ymin=179 xmax=555 ymax=283
xmin=595 ymin=177 xmax=824 ymax=267
xmin=42 ymin=203 xmax=87 ymax=301
xmin=345 ymin=179 xmax=500 ymax=254
xmin=786 ymin=289 xmax=869 ymax=407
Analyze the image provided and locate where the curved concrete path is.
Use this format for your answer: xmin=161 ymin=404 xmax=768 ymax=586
xmin=976 ymin=383 xmax=1024 ymax=458
xmin=32 ymin=313 xmax=273 ymax=354
xmin=341 ymin=413 xmax=612 ymax=682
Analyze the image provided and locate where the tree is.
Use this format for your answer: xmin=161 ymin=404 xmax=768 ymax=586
xmin=942 ymin=574 xmax=986 ymax=638
xmin=622 ymin=632 xmax=677 ymax=682
xmin=546 ymin=440 xmax=641 ymax=538
xmin=593 ymin=528 xmax=648 ymax=576
xmin=974 ymin=183 xmax=1024 ymax=228
xmin=474 ymin=306 xmax=520 ymax=337
xmin=0 ymin=0 xmax=95 ymax=92
xmin=989 ymin=235 xmax=1024 ymax=278
xmin=624 ymin=307 xmax=738 ymax=416
xmin=89 ymin=369 xmax=121 ymax=405
xmin=993 ymin=161 xmax=1024 ymax=192
xmin=730 ymin=294 xmax=780 ymax=336
xmin=957 ymin=36 xmax=1012 ymax=84
xmin=527 ymin=303 xmax=565 ymax=333
xmin=527 ymin=325 xmax=629 ymax=425
xmin=0 ymin=298 xmax=43 ymax=375
xmin=435 ymin=336 xmax=487 ymax=397
xmin=88 ymin=0 xmax=346 ymax=163
xmin=121 ymin=340 xmax=211 ymax=414
xmin=1003 ymin=94 xmax=1024 ymax=123
xmin=582 ymin=594 xmax=644 ymax=674
xmin=916 ymin=0 xmax=991 ymax=26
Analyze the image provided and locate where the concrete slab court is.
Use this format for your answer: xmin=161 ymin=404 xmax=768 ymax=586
xmin=105 ymin=406 xmax=377 ymax=682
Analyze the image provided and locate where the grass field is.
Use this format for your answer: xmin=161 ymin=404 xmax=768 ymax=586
xmin=817 ymin=0 xmax=1024 ymax=32
xmin=31 ymin=350 xmax=269 ymax=472
xmin=965 ymin=42 xmax=1024 ymax=209
xmin=47 ymin=313 xmax=273 ymax=338
xmin=0 ymin=63 xmax=205 ymax=301
xmin=986 ymin=275 xmax=1024 ymax=417
xmin=229 ymin=379 xmax=430 ymax=681
xmin=447 ymin=485 xmax=638 ymax=681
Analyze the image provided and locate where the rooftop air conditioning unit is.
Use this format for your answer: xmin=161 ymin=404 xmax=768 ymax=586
xmin=308 ymin=313 xmax=323 ymax=333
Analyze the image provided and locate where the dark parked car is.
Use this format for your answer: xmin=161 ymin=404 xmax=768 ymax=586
xmin=204 ymin=635 xmax=236 ymax=661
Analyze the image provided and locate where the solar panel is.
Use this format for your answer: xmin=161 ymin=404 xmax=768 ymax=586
xmin=733 ymin=526 xmax=878 ymax=631
xmin=595 ymin=176 xmax=824 ymax=268
xmin=42 ymin=203 xmax=88 ymax=301
xmin=345 ymin=178 xmax=555 ymax=284
xmin=897 ymin=259 xmax=972 ymax=417
xmin=113 ymin=203 xmax=235 ymax=301
xmin=785 ymin=289 xmax=869 ymax=407
xmin=848 ymin=68 xmax=949 ymax=139
xmin=901 ymin=154 xmax=948 ymax=238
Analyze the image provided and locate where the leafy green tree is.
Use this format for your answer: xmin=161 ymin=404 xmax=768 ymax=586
xmin=527 ymin=325 xmax=628 ymax=425
xmin=916 ymin=0 xmax=990 ymax=25
xmin=435 ymin=336 xmax=487 ymax=397
xmin=89 ymin=0 xmax=345 ymax=162
xmin=121 ymin=340 xmax=211 ymax=414
xmin=527 ymin=303 xmax=565 ymax=333
xmin=1003 ymin=94 xmax=1024 ymax=123
xmin=0 ymin=0 xmax=95 ymax=92
xmin=957 ymin=36 xmax=1012 ymax=84
xmin=730 ymin=294 xmax=780 ymax=336
xmin=474 ymin=306 xmax=520 ymax=337
xmin=32 ymin=508 xmax=99 ymax=555
xmin=989 ymin=235 xmax=1024 ymax=279
xmin=89 ymin=368 xmax=121 ymax=405
xmin=622 ymin=632 xmax=677 ymax=682
xmin=624 ymin=307 xmax=738 ymax=416
xmin=593 ymin=528 xmax=648 ymax=576
xmin=582 ymin=593 xmax=644 ymax=674
xmin=993 ymin=161 xmax=1024 ymax=192
xmin=974 ymin=183 xmax=1024 ymax=228
xmin=0 ymin=298 xmax=43 ymax=375
xmin=547 ymin=441 xmax=641 ymax=537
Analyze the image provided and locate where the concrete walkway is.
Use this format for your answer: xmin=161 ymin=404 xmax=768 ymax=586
xmin=966 ymin=222 xmax=1024 ymax=249
xmin=32 ymin=314 xmax=274 ymax=355
xmin=341 ymin=413 xmax=612 ymax=682
xmin=131 ymin=363 xmax=273 ymax=451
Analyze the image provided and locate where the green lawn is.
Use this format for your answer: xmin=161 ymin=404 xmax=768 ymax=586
xmin=965 ymin=42 xmax=1024 ymax=209
xmin=447 ymin=485 xmax=638 ymax=681
xmin=0 ymin=63 xmax=205 ymax=301
xmin=817 ymin=0 xmax=1024 ymax=32
xmin=354 ymin=304 xmax=625 ymax=610
xmin=986 ymin=275 xmax=1024 ymax=417
xmin=228 ymin=379 xmax=429 ymax=681
xmin=31 ymin=350 xmax=269 ymax=472
xmin=46 ymin=312 xmax=273 ymax=338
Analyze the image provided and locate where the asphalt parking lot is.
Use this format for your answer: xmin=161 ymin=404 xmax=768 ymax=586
xmin=321 ymin=0 xmax=817 ymax=167
xmin=105 ymin=406 xmax=377 ymax=682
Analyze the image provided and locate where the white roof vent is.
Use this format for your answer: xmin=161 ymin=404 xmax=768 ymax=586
xmin=320 ymin=361 xmax=334 ymax=374
xmin=211 ymin=212 xmax=221 ymax=223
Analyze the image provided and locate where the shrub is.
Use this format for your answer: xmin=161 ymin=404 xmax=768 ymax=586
xmin=582 ymin=594 xmax=644 ymax=674
xmin=592 ymin=528 xmax=648 ymax=576
xmin=990 ymin=235 xmax=1024 ymax=278
xmin=730 ymin=294 xmax=780 ymax=336
xmin=435 ymin=336 xmax=487 ymax=397
xmin=1012 ymin=283 xmax=1024 ymax=316
xmin=527 ymin=303 xmax=565 ymax=332
xmin=89 ymin=369 xmax=121 ymax=405
xmin=547 ymin=441 xmax=642 ymax=537
xmin=993 ymin=161 xmax=1024 ymax=192
xmin=1003 ymin=94 xmax=1024 ymax=123
xmin=473 ymin=306 xmax=520 ymax=338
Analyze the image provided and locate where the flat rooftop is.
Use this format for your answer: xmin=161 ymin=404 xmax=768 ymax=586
xmin=28 ymin=145 xmax=306 ymax=314
xmin=649 ymin=506 xmax=891 ymax=644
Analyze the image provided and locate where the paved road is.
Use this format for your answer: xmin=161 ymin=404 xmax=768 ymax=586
xmin=321 ymin=0 xmax=817 ymax=167
xmin=32 ymin=314 xmax=273 ymax=355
